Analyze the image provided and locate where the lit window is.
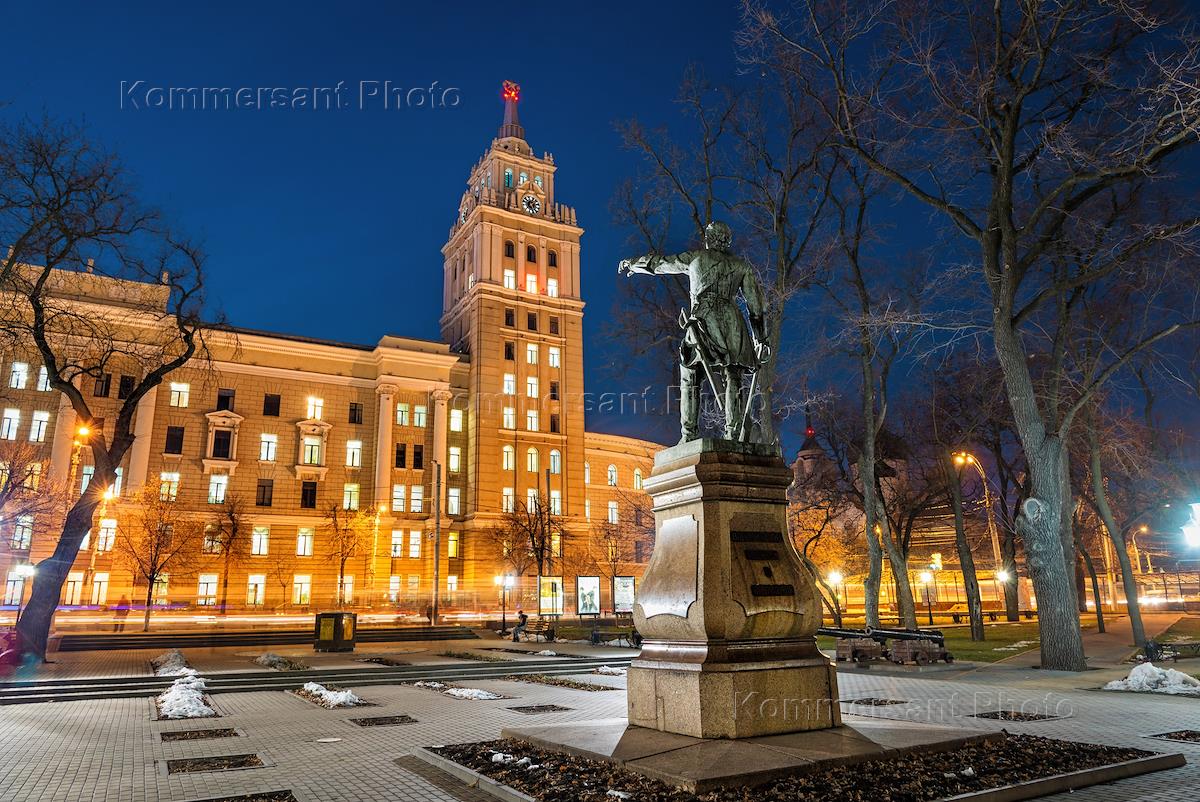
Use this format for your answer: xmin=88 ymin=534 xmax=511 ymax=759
xmin=550 ymin=450 xmax=561 ymax=475
xmin=526 ymin=448 xmax=539 ymax=473
xmin=203 ymin=525 xmax=221 ymax=553
xmin=550 ymin=531 xmax=561 ymax=556
xmin=634 ymin=468 xmax=643 ymax=490
xmin=526 ymin=488 xmax=538 ymax=510
xmin=503 ymin=373 xmax=516 ymax=394
xmin=525 ymin=274 xmax=538 ymax=294
xmin=504 ymin=168 xmax=513 ymax=188
xmin=584 ymin=462 xmax=590 ymax=484
xmin=342 ymin=483 xmax=360 ymax=510
xmin=346 ymin=440 xmax=362 ymax=468
xmin=159 ymin=472 xmax=180 ymax=502
xmin=390 ymin=530 xmax=404 ymax=557
xmin=259 ymin=434 xmax=277 ymax=462
xmin=450 ymin=409 xmax=463 ymax=432
xmin=448 ymin=488 xmax=461 ymax=515
xmin=448 ymin=446 xmax=461 ymax=473
xmin=302 ymin=435 xmax=322 ymax=465
xmin=500 ymin=446 xmax=516 ymax=472
xmin=535 ymin=175 xmax=544 ymax=188
xmin=548 ymin=347 xmax=561 ymax=368
xmin=36 ymin=366 xmax=50 ymax=392
xmin=526 ymin=410 xmax=539 ymax=431
xmin=388 ymin=574 xmax=401 ymax=601
xmin=10 ymin=516 xmax=32 ymax=549
xmin=29 ymin=411 xmax=49 ymax=443
xmin=22 ymin=463 xmax=40 ymax=491
xmin=292 ymin=574 xmax=312 ymax=604
xmin=197 ymin=574 xmax=219 ymax=606
xmin=608 ymin=500 xmax=619 ymax=524
xmin=408 ymin=530 xmax=421 ymax=559
xmin=9 ymin=362 xmax=27 ymax=389
xmin=502 ymin=487 xmax=514 ymax=513
xmin=526 ymin=344 xmax=538 ymax=364
xmin=447 ymin=575 xmax=459 ymax=592
xmin=306 ymin=396 xmax=324 ymax=420
xmin=392 ymin=484 xmax=406 ymax=512
xmin=396 ymin=403 xmax=410 ymax=425
xmin=0 ymin=409 xmax=19 ymax=440
xmin=296 ymin=528 xmax=314 ymax=556
xmin=607 ymin=464 xmax=618 ymax=486
xmin=97 ymin=519 xmax=116 ymax=551
xmin=547 ymin=278 xmax=558 ymax=298
xmin=503 ymin=269 xmax=516 ymax=289
xmin=448 ymin=531 xmax=460 ymax=557
xmin=502 ymin=407 xmax=516 ymax=429
xmin=207 ymin=474 xmax=228 ymax=504
xmin=169 ymin=382 xmax=189 ymax=408
xmin=519 ymin=170 xmax=528 ymax=185
xmin=526 ymin=376 xmax=538 ymax=398
xmin=113 ymin=467 xmax=123 ymax=497
xmin=585 ymin=499 xmax=591 ymax=520
xmin=252 ymin=526 xmax=269 ymax=555
xmin=413 ymin=405 xmax=426 ymax=427
xmin=80 ymin=465 xmax=94 ymax=494
xmin=410 ymin=485 xmax=423 ymax=513
xmin=550 ymin=490 xmax=562 ymax=515
xmin=338 ymin=575 xmax=353 ymax=603
xmin=90 ymin=572 xmax=109 ymax=605
xmin=247 ymin=574 xmax=266 ymax=605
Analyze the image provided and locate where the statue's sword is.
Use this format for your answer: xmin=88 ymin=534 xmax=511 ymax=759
xmin=736 ymin=337 xmax=772 ymax=441
xmin=678 ymin=309 xmax=725 ymax=413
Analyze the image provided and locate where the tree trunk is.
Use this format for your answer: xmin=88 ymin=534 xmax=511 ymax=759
xmin=948 ymin=461 xmax=984 ymax=641
xmin=858 ymin=353 xmax=883 ymax=628
xmin=143 ymin=581 xmax=154 ymax=632
xmin=1001 ymin=530 xmax=1020 ymax=621
xmin=808 ymin=559 xmax=843 ymax=628
xmin=1077 ymin=542 xmax=1106 ymax=634
xmin=220 ymin=551 xmax=232 ymax=616
xmin=880 ymin=529 xmax=917 ymax=629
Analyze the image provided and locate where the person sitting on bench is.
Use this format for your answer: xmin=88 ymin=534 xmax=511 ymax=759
xmin=511 ymin=609 xmax=528 ymax=642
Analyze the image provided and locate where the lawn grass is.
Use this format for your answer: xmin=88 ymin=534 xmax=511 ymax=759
xmin=1160 ymin=616 xmax=1200 ymax=642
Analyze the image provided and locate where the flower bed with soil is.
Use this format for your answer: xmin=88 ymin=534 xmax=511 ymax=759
xmin=498 ymin=674 xmax=615 ymax=692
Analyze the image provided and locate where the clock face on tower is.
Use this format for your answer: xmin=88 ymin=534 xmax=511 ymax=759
xmin=522 ymin=194 xmax=542 ymax=215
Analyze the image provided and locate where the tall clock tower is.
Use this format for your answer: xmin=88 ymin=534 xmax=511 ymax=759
xmin=441 ymin=81 xmax=587 ymax=559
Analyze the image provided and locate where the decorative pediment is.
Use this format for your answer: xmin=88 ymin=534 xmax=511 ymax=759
xmin=205 ymin=410 xmax=245 ymax=431
xmin=296 ymin=418 xmax=333 ymax=437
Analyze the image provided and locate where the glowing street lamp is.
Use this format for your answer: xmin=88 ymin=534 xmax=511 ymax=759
xmin=1183 ymin=504 xmax=1200 ymax=549
xmin=995 ymin=569 xmax=1011 ymax=584
xmin=494 ymin=574 xmax=516 ymax=634
xmin=918 ymin=571 xmax=935 ymax=625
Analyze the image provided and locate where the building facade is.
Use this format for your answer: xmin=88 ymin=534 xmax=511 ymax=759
xmin=2 ymin=83 xmax=660 ymax=619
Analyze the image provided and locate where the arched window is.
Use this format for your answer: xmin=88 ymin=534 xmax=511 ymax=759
xmin=584 ymin=461 xmax=590 ymax=484
xmin=504 ymin=168 xmax=513 ymax=188
xmin=607 ymin=464 xmax=618 ymax=486
xmin=502 ymin=445 xmax=515 ymax=471
xmin=527 ymin=447 xmax=539 ymax=473
xmin=526 ymin=245 xmax=537 ymax=262
xmin=633 ymin=468 xmax=643 ymax=490
xmin=519 ymin=171 xmax=528 ymax=185
xmin=504 ymin=241 xmax=515 ymax=259
xmin=549 ymin=450 xmax=561 ymax=475
xmin=534 ymin=175 xmax=543 ymax=188
xmin=548 ymin=251 xmax=557 ymax=268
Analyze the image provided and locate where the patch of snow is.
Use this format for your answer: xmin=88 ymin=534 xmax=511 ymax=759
xmin=594 ymin=666 xmax=627 ymax=676
xmin=301 ymin=681 xmax=362 ymax=707
xmin=607 ymin=791 xmax=632 ymax=799
xmin=151 ymin=649 xmax=191 ymax=676
xmin=992 ymin=640 xmax=1038 ymax=652
xmin=1104 ymin=662 xmax=1200 ymax=695
xmin=491 ymin=752 xmax=515 ymax=764
xmin=444 ymin=687 xmax=504 ymax=700
xmin=959 ymin=767 xmax=976 ymax=778
xmin=534 ymin=650 xmax=557 ymax=657
xmin=157 ymin=671 xmax=214 ymax=719
xmin=413 ymin=681 xmax=448 ymax=690
xmin=254 ymin=652 xmax=308 ymax=671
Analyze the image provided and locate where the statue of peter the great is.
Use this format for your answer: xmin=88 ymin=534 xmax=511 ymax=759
xmin=620 ymin=221 xmax=770 ymax=444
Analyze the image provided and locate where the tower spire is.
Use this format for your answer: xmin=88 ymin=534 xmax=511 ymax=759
xmin=498 ymin=80 xmax=525 ymax=140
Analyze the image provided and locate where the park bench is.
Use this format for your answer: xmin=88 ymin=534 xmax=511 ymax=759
xmin=517 ymin=619 xmax=556 ymax=643
xmin=589 ymin=625 xmax=642 ymax=648
xmin=1143 ymin=640 xmax=1200 ymax=662
xmin=947 ymin=605 xmax=1000 ymax=624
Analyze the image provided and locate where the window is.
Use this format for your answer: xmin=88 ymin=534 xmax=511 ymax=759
xmin=118 ymin=374 xmax=135 ymax=399
xmin=9 ymin=362 xmax=27 ymax=389
xmin=165 ymin=426 xmax=185 ymax=454
xmin=550 ymin=532 xmax=562 ymax=557
xmin=548 ymin=347 xmax=561 ymax=368
xmin=447 ymin=488 xmax=461 ymax=515
xmin=388 ymin=574 xmax=401 ymax=601
xmin=550 ymin=490 xmax=562 ymax=515
xmin=408 ymin=574 xmax=420 ymax=592
xmin=502 ymin=487 xmax=515 ymax=513
xmin=526 ymin=245 xmax=537 ymax=262
xmin=300 ymin=481 xmax=317 ymax=509
xmin=527 ymin=488 xmax=538 ymax=510
xmin=396 ymin=403 xmax=410 ymax=425
xmin=94 ymin=373 xmax=112 ymax=397
xmin=413 ymin=444 xmax=424 ymax=469
xmin=202 ymin=525 xmax=221 ymax=553
xmin=408 ymin=530 xmax=422 ymax=559
xmin=21 ymin=463 xmax=39 ymax=491
xmin=390 ymin=531 xmax=405 ymax=557
xmin=0 ymin=409 xmax=19 ymax=440
xmin=259 ymin=433 xmax=277 ymax=461
xmin=526 ymin=376 xmax=539 ymax=398
xmin=392 ymin=484 xmax=407 ymax=512
xmin=447 ymin=575 xmax=459 ymax=593
xmin=608 ymin=501 xmax=619 ymax=524
xmin=413 ymin=405 xmax=426 ymax=427
xmin=503 ymin=268 xmax=516 ymax=289
xmin=448 ymin=531 xmax=460 ymax=558
xmin=634 ymin=468 xmax=644 ymax=490
xmin=91 ymin=572 xmax=109 ymax=605
xmin=503 ymin=373 xmax=516 ymax=394
xmin=292 ymin=574 xmax=312 ymax=605
xmin=10 ymin=516 xmax=32 ymax=550
xmin=607 ymin=464 xmax=618 ymax=486
xmin=64 ymin=572 xmax=83 ymax=605
xmin=5 ymin=570 xmax=26 ymax=605
xmin=525 ymin=273 xmax=538 ymax=293
xmin=526 ymin=410 xmax=539 ymax=431
xmin=346 ymin=440 xmax=362 ymax=468
xmin=450 ymin=409 xmax=463 ymax=432
xmin=342 ymin=483 xmax=360 ymax=510
xmin=263 ymin=393 xmax=281 ymax=416
xmin=197 ymin=574 xmax=219 ymax=606
xmin=548 ymin=250 xmax=557 ymax=267
xmin=208 ymin=474 xmax=228 ymax=504
xmin=504 ymin=341 xmax=515 ymax=360
xmin=169 ymin=382 xmax=189 ymax=407
xmin=302 ymin=435 xmax=322 ymax=465
xmin=504 ymin=308 xmax=515 ymax=327
xmin=216 ymin=388 xmax=235 ymax=411
xmin=247 ymin=575 xmax=266 ymax=606
xmin=502 ymin=407 xmax=516 ymax=429
xmin=527 ymin=312 xmax=538 ymax=331
xmin=296 ymin=527 xmax=314 ymax=556
xmin=394 ymin=443 xmax=406 ymax=468
xmin=584 ymin=462 xmax=590 ymax=484
xmin=549 ymin=381 xmax=559 ymax=401
xmin=159 ymin=472 xmax=180 ymax=502
xmin=410 ymin=485 xmax=424 ymax=513
xmin=526 ymin=344 xmax=538 ymax=364
xmin=36 ymin=366 xmax=50 ymax=392
xmin=504 ymin=170 xmax=513 ymax=189
xmin=519 ymin=170 xmax=528 ymax=185
xmin=76 ymin=463 xmax=91 ymax=494
xmin=549 ymin=316 xmax=560 ymax=335
xmin=448 ymin=446 xmax=461 ymax=473
xmin=306 ymin=396 xmax=323 ymax=420
xmin=585 ymin=499 xmax=591 ymax=520
xmin=256 ymin=478 xmax=274 ymax=507
xmin=97 ymin=519 xmax=116 ymax=552
xmin=113 ymin=467 xmax=123 ymax=497
xmin=547 ymin=278 xmax=559 ymax=298
xmin=550 ymin=450 xmax=562 ymax=475
xmin=211 ymin=429 xmax=232 ymax=459
xmin=348 ymin=402 xmax=363 ymax=424
xmin=29 ymin=411 xmax=49 ymax=443
xmin=244 ymin=526 xmax=267 ymax=557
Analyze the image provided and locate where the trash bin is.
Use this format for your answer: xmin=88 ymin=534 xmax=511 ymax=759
xmin=314 ymin=611 xmax=357 ymax=652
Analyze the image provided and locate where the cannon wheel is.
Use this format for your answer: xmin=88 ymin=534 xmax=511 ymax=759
xmin=944 ymin=652 xmax=955 ymax=664
xmin=914 ymin=651 xmax=930 ymax=666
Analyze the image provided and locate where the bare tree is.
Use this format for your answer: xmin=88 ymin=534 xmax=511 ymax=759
xmin=0 ymin=117 xmax=209 ymax=656
xmin=205 ymin=495 xmax=250 ymax=615
xmin=114 ymin=486 xmax=202 ymax=631
xmin=322 ymin=505 xmax=371 ymax=608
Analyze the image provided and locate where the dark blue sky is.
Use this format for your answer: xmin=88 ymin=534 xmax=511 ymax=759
xmin=7 ymin=0 xmax=742 ymax=444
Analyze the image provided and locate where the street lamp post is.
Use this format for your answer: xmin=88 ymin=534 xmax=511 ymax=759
xmin=919 ymin=570 xmax=935 ymax=626
xmin=494 ymin=574 xmax=514 ymax=634
xmin=953 ymin=452 xmax=1002 ymax=569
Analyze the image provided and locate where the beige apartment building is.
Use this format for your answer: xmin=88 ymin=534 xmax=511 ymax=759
xmin=1 ymin=84 xmax=660 ymax=619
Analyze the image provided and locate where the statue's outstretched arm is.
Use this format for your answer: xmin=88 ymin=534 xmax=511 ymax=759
xmin=618 ymin=251 xmax=696 ymax=276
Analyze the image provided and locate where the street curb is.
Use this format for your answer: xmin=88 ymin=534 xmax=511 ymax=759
xmin=407 ymin=747 xmax=537 ymax=802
